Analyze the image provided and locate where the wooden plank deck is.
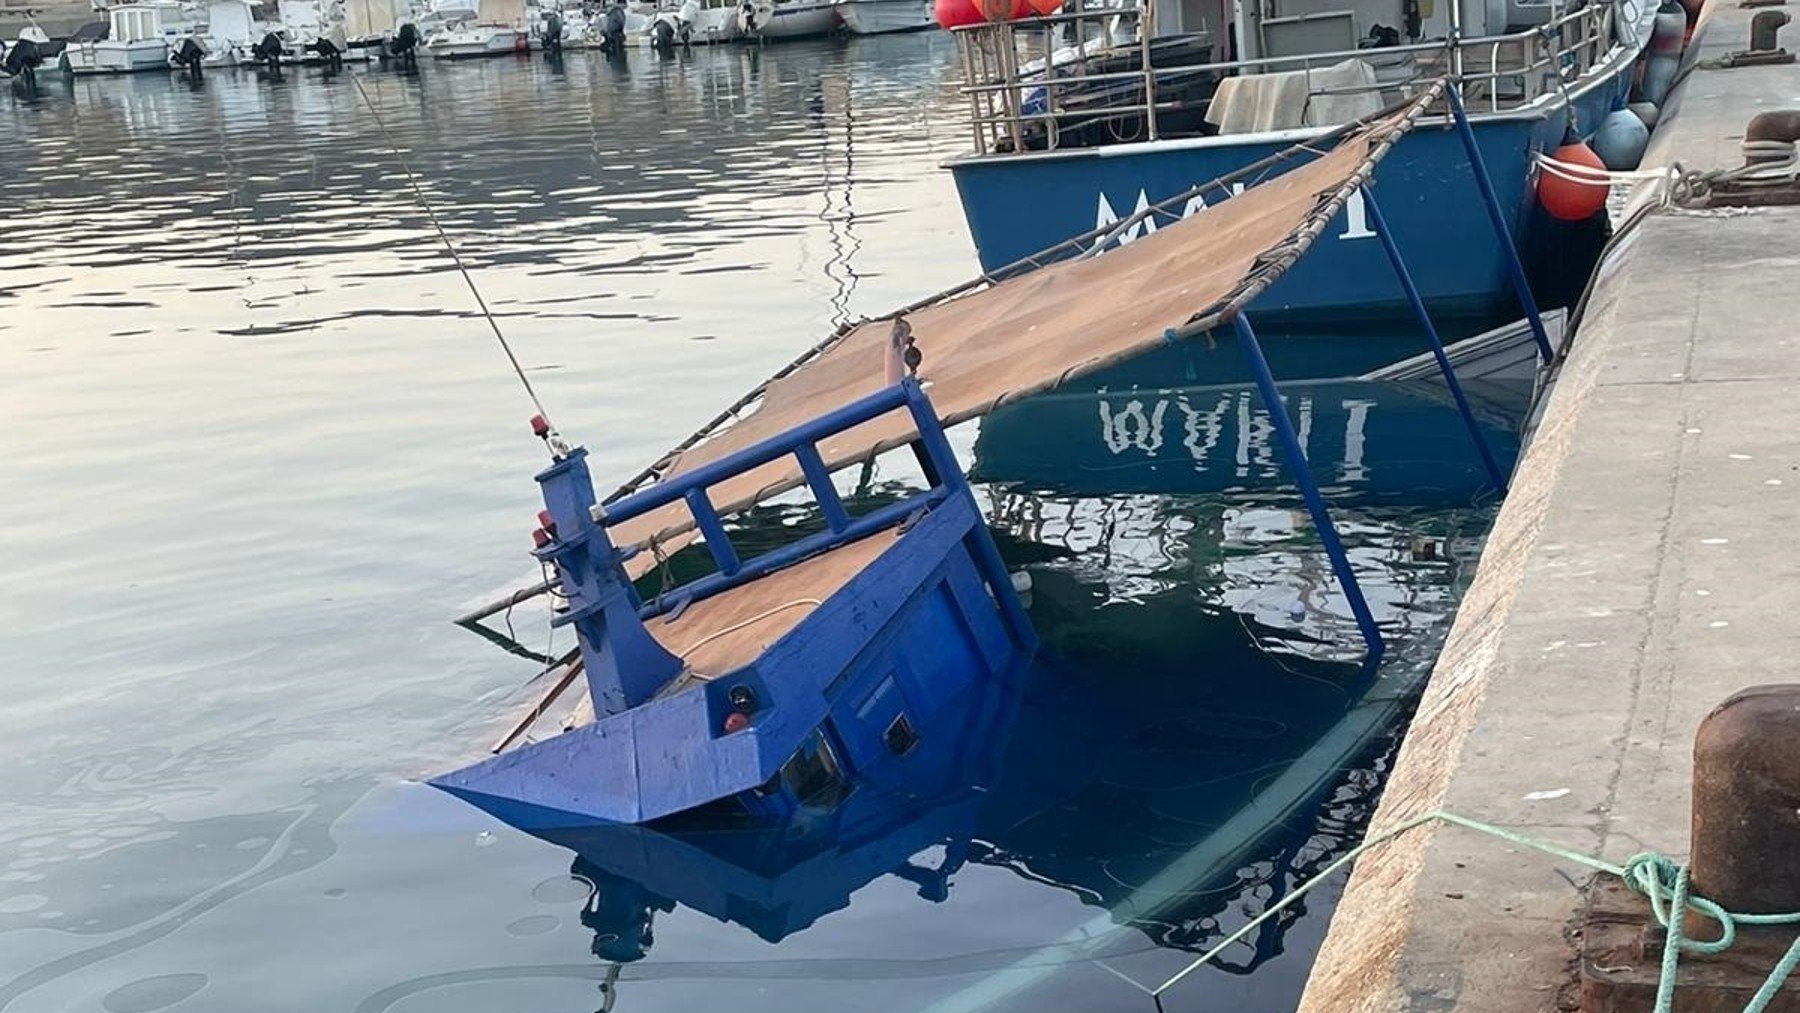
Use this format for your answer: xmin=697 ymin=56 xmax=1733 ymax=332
xmin=553 ymin=529 xmax=905 ymax=732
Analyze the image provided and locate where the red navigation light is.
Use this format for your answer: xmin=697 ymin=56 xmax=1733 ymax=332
xmin=529 ymin=414 xmax=549 ymax=437
xmin=536 ymin=509 xmax=556 ymax=535
xmin=531 ymin=528 xmax=552 ymax=549
xmin=722 ymin=711 xmax=751 ymax=734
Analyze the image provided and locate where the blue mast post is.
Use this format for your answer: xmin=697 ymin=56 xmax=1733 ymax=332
xmin=899 ymin=378 xmax=1037 ymax=650
xmin=1445 ymin=82 xmax=1556 ymax=364
xmin=534 ymin=447 xmax=685 ymax=717
xmin=1231 ymin=314 xmax=1385 ymax=662
xmin=1363 ymin=183 xmax=1511 ymax=494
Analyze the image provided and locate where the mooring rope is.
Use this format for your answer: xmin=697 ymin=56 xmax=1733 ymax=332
xmin=1145 ymin=809 xmax=1800 ymax=1012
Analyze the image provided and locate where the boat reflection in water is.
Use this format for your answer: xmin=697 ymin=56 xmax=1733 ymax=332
xmin=470 ymin=367 xmax=1521 ymax=1010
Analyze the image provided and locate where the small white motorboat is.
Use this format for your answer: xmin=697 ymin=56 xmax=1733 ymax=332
xmin=65 ymin=1 xmax=194 ymax=73
xmin=426 ymin=0 xmax=529 ymax=57
xmin=642 ymin=0 xmax=748 ymax=47
xmin=835 ymin=0 xmax=932 ymax=34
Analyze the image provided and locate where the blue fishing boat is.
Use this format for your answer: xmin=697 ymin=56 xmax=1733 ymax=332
xmin=433 ymin=88 xmax=1505 ymax=831
xmin=944 ymin=0 xmax=1662 ymax=323
xmin=432 ymin=379 xmax=1038 ymax=828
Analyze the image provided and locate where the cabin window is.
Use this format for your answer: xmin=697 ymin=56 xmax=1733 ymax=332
xmin=780 ymin=730 xmax=850 ymax=810
xmin=883 ymin=713 xmax=918 ymax=755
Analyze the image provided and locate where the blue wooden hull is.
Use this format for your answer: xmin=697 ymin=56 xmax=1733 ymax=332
xmin=946 ymin=72 xmax=1634 ymax=325
xmin=433 ymin=494 xmax=1034 ymax=829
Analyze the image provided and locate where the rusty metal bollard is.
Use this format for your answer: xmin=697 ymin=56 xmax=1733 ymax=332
xmin=1690 ymin=685 xmax=1800 ymax=916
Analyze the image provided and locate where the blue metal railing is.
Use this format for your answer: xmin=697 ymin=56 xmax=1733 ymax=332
xmin=602 ymin=378 xmax=971 ymax=622
xmin=1447 ymin=82 xmax=1556 ymax=364
xmin=1231 ymin=314 xmax=1387 ymax=663
xmin=1364 ymin=184 xmax=1511 ymax=494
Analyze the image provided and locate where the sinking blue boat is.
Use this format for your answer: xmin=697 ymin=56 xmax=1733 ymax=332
xmin=432 ymin=379 xmax=1038 ymax=828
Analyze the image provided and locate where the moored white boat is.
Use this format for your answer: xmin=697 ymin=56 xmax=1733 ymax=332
xmin=65 ymin=2 xmax=193 ymax=73
xmin=426 ymin=0 xmax=529 ymax=57
xmin=746 ymin=0 xmax=837 ymax=38
xmin=835 ymin=0 xmax=931 ymax=35
xmin=341 ymin=0 xmax=413 ymax=51
xmin=638 ymin=0 xmax=748 ymax=47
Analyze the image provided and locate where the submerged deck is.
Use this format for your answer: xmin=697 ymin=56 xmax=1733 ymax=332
xmin=1299 ymin=2 xmax=1800 ymax=1007
xmin=535 ymin=529 xmax=904 ymax=737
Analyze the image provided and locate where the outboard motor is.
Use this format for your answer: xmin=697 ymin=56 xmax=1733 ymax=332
xmin=306 ymin=36 xmax=343 ymax=69
xmin=599 ymin=1 xmax=626 ymax=53
xmin=541 ymin=11 xmax=563 ymax=52
xmin=390 ymin=20 xmax=419 ymax=63
xmin=649 ymin=13 xmax=676 ymax=51
xmin=252 ymin=31 xmax=285 ymax=72
xmin=1 ymin=37 xmax=45 ymax=88
xmin=171 ymin=36 xmax=207 ymax=77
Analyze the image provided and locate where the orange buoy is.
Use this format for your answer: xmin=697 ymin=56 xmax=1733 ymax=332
xmin=1537 ymin=141 xmax=1609 ymax=221
xmin=934 ymin=0 xmax=984 ymax=27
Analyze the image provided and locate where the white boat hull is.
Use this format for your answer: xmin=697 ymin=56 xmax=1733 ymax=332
xmin=636 ymin=6 xmax=741 ymax=45
xmin=66 ymin=39 xmax=171 ymax=73
xmin=425 ymin=25 xmax=528 ymax=56
xmin=836 ymin=0 xmax=932 ymax=34
xmin=752 ymin=0 xmax=837 ymax=37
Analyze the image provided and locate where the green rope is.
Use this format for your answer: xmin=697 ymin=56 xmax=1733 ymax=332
xmin=1148 ymin=809 xmax=1800 ymax=1012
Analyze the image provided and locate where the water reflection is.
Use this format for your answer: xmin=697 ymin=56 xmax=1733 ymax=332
xmin=443 ymin=406 xmax=1494 ymax=1009
xmin=3 ymin=35 xmax=1501 ymax=1013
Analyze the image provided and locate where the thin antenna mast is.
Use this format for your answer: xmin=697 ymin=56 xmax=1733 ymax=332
xmin=349 ymin=76 xmax=557 ymax=430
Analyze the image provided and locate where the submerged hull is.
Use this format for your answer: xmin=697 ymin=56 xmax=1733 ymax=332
xmin=947 ymin=63 xmax=1635 ymax=324
xmin=837 ymin=0 xmax=932 ymax=34
xmin=434 ymin=496 xmax=1029 ymax=828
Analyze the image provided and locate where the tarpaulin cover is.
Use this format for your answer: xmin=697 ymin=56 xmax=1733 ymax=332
xmin=609 ymin=104 xmax=1425 ymax=566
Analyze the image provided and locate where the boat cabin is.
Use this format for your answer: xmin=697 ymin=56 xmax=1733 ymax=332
xmin=952 ymin=0 xmax=1633 ymax=153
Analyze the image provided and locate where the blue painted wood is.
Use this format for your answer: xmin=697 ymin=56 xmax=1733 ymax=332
xmin=795 ymin=443 xmax=850 ymax=533
xmin=1445 ymin=85 xmax=1556 ymax=363
xmin=1232 ymin=314 xmax=1385 ymax=663
xmin=604 ymin=383 xmax=915 ymax=525
xmin=945 ymin=66 xmax=1635 ymax=326
xmin=532 ymin=447 xmax=684 ymax=716
xmin=1363 ymin=182 xmax=1511 ymax=494
xmin=433 ymin=383 xmax=1038 ymax=827
xmin=682 ymin=487 xmax=741 ymax=575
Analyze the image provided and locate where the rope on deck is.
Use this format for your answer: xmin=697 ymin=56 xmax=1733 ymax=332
xmin=1143 ymin=809 xmax=1800 ymax=1012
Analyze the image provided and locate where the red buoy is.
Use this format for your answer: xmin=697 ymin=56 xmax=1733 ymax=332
xmin=1537 ymin=141 xmax=1609 ymax=222
xmin=934 ymin=0 xmax=983 ymax=27
xmin=722 ymin=711 xmax=751 ymax=734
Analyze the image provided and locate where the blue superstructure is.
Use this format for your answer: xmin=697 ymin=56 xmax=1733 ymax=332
xmin=432 ymin=379 xmax=1038 ymax=828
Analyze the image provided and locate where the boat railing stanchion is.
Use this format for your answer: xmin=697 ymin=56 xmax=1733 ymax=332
xmin=1230 ymin=313 xmax=1386 ymax=663
xmin=1446 ymin=81 xmax=1556 ymax=364
xmin=899 ymin=379 xmax=1036 ymax=648
xmin=1363 ymin=183 xmax=1511 ymax=494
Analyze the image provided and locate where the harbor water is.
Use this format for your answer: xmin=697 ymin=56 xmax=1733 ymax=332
xmin=2 ymin=37 xmax=1514 ymax=1012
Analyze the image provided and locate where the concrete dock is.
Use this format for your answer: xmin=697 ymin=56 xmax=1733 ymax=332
xmin=1299 ymin=3 xmax=1800 ymax=1009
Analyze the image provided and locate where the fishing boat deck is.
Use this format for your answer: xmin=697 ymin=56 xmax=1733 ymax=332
xmin=554 ymin=529 xmax=904 ymax=731
xmin=652 ymin=528 xmax=901 ymax=682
